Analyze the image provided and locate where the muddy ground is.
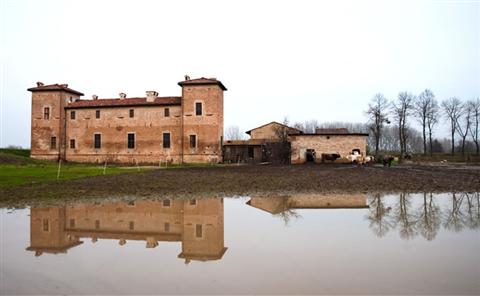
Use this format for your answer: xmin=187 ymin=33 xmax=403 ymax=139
xmin=1 ymin=163 xmax=479 ymax=207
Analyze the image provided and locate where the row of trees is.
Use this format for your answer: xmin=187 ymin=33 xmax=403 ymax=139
xmin=366 ymin=90 xmax=480 ymax=159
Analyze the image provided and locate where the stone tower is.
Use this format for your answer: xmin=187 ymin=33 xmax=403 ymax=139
xmin=178 ymin=77 xmax=227 ymax=163
xmin=28 ymin=82 xmax=84 ymax=160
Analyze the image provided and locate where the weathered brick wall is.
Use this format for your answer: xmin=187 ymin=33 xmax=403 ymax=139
xmin=65 ymin=105 xmax=182 ymax=164
xmin=31 ymin=91 xmax=80 ymax=160
xmin=181 ymin=85 xmax=224 ymax=163
xmin=290 ymin=135 xmax=367 ymax=164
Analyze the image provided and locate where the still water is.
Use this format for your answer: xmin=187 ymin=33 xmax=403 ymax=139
xmin=1 ymin=193 xmax=479 ymax=295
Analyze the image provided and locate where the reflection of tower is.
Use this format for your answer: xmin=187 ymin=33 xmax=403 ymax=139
xmin=25 ymin=199 xmax=227 ymax=262
xmin=179 ymin=198 xmax=227 ymax=262
xmin=26 ymin=207 xmax=82 ymax=256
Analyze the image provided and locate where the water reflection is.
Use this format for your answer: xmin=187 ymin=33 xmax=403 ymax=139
xmin=25 ymin=193 xmax=480 ymax=261
xmin=26 ymin=198 xmax=227 ymax=263
xmin=367 ymin=192 xmax=480 ymax=240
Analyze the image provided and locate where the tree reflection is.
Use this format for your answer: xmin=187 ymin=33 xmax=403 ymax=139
xmin=394 ymin=193 xmax=418 ymax=240
xmin=273 ymin=197 xmax=302 ymax=226
xmin=415 ymin=193 xmax=441 ymax=241
xmin=443 ymin=193 xmax=466 ymax=232
xmin=367 ymin=192 xmax=480 ymax=240
xmin=367 ymin=193 xmax=393 ymax=238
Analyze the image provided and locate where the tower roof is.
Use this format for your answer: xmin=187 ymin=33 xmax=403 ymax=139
xmin=27 ymin=83 xmax=84 ymax=96
xmin=178 ymin=77 xmax=227 ymax=91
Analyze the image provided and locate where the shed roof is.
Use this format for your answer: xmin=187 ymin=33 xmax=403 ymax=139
xmin=28 ymin=83 xmax=84 ymax=96
xmin=245 ymin=121 xmax=303 ymax=135
xmin=178 ymin=77 xmax=227 ymax=91
xmin=65 ymin=96 xmax=181 ymax=109
xmin=315 ymin=128 xmax=349 ymax=134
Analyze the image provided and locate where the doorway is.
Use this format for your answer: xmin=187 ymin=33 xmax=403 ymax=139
xmin=306 ymin=149 xmax=316 ymax=162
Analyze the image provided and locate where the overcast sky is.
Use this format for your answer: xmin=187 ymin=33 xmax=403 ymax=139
xmin=1 ymin=0 xmax=479 ymax=148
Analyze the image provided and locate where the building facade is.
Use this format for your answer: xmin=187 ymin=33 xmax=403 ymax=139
xmin=223 ymin=122 xmax=368 ymax=164
xmin=29 ymin=77 xmax=226 ymax=164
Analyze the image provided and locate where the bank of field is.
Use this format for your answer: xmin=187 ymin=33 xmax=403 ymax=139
xmin=0 ymin=149 xmax=144 ymax=188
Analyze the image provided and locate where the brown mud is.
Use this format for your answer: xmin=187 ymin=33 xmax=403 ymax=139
xmin=1 ymin=164 xmax=479 ymax=208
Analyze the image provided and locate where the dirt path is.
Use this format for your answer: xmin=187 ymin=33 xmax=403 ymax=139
xmin=1 ymin=164 xmax=479 ymax=207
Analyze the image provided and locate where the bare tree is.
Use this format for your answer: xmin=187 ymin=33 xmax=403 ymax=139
xmin=468 ymin=98 xmax=480 ymax=156
xmin=426 ymin=98 xmax=439 ymax=156
xmin=273 ymin=117 xmax=292 ymax=164
xmin=455 ymin=101 xmax=472 ymax=156
xmin=442 ymin=97 xmax=463 ymax=156
xmin=365 ymin=93 xmax=390 ymax=157
xmin=225 ymin=125 xmax=246 ymax=141
xmin=414 ymin=89 xmax=436 ymax=155
xmin=392 ymin=92 xmax=414 ymax=161
xmin=366 ymin=193 xmax=393 ymax=238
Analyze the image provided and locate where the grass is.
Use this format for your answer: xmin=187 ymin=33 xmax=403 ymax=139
xmin=0 ymin=149 xmax=151 ymax=188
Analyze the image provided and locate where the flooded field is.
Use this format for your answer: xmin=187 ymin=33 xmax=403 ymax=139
xmin=1 ymin=192 xmax=479 ymax=295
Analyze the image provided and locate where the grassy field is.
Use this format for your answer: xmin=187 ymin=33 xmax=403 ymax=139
xmin=0 ymin=149 xmax=148 ymax=188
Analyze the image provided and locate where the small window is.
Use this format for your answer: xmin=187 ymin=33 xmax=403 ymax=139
xmin=70 ymin=111 xmax=76 ymax=120
xmin=164 ymin=108 xmax=170 ymax=117
xmin=95 ymin=220 xmax=100 ymax=229
xmin=43 ymin=107 xmax=50 ymax=120
xmin=69 ymin=219 xmax=75 ymax=228
xmin=70 ymin=139 xmax=76 ymax=149
xmin=127 ymin=133 xmax=135 ymax=149
xmin=195 ymin=224 xmax=203 ymax=238
xmin=195 ymin=102 xmax=202 ymax=116
xmin=163 ymin=133 xmax=171 ymax=149
xmin=163 ymin=199 xmax=171 ymax=207
xmin=129 ymin=109 xmax=134 ymax=118
xmin=50 ymin=136 xmax=57 ymax=150
xmin=129 ymin=221 xmax=134 ymax=230
xmin=189 ymin=199 xmax=197 ymax=206
xmin=94 ymin=134 xmax=101 ymax=149
xmin=95 ymin=110 xmax=100 ymax=119
xmin=164 ymin=222 xmax=170 ymax=232
xmin=189 ymin=135 xmax=196 ymax=149
xmin=42 ymin=218 xmax=49 ymax=232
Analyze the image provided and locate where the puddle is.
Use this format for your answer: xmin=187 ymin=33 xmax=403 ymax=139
xmin=1 ymin=193 xmax=479 ymax=295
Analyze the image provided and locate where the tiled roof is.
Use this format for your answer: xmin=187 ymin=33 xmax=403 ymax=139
xmin=65 ymin=96 xmax=182 ymax=109
xmin=245 ymin=121 xmax=303 ymax=135
xmin=27 ymin=83 xmax=84 ymax=96
xmin=315 ymin=128 xmax=349 ymax=134
xmin=178 ymin=77 xmax=227 ymax=91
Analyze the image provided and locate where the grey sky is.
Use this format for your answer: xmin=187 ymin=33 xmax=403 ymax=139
xmin=1 ymin=0 xmax=479 ymax=148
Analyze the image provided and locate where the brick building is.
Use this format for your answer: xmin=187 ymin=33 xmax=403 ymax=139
xmin=223 ymin=122 xmax=368 ymax=164
xmin=28 ymin=77 xmax=226 ymax=164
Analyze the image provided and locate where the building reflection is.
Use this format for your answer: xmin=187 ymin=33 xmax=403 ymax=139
xmin=26 ymin=198 xmax=227 ymax=263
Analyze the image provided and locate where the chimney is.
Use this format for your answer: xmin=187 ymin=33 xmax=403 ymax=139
xmin=146 ymin=91 xmax=158 ymax=102
xmin=36 ymin=82 xmax=44 ymax=87
xmin=119 ymin=93 xmax=127 ymax=100
xmin=184 ymin=75 xmax=190 ymax=80
xmin=92 ymin=95 xmax=98 ymax=100
xmin=60 ymin=84 xmax=68 ymax=88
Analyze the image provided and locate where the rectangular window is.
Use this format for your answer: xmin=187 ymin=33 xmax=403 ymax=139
xmin=129 ymin=109 xmax=134 ymax=118
xmin=50 ymin=136 xmax=57 ymax=150
xmin=70 ymin=139 xmax=76 ymax=149
xmin=164 ymin=108 xmax=170 ymax=117
xmin=43 ymin=107 xmax=50 ymax=120
xmin=195 ymin=224 xmax=203 ymax=238
xmin=164 ymin=222 xmax=170 ymax=232
xmin=163 ymin=133 xmax=170 ymax=149
xmin=70 ymin=219 xmax=75 ymax=228
xmin=189 ymin=135 xmax=196 ymax=148
xmin=129 ymin=221 xmax=134 ymax=230
xmin=163 ymin=199 xmax=171 ymax=207
xmin=95 ymin=220 xmax=100 ymax=229
xmin=195 ymin=102 xmax=202 ymax=116
xmin=42 ymin=218 xmax=49 ymax=232
xmin=94 ymin=134 xmax=101 ymax=149
xmin=190 ymin=199 xmax=197 ymax=206
xmin=70 ymin=111 xmax=76 ymax=120
xmin=95 ymin=110 xmax=100 ymax=119
xmin=127 ymin=133 xmax=135 ymax=149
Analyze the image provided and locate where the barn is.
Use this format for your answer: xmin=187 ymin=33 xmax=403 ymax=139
xmin=223 ymin=122 xmax=368 ymax=164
